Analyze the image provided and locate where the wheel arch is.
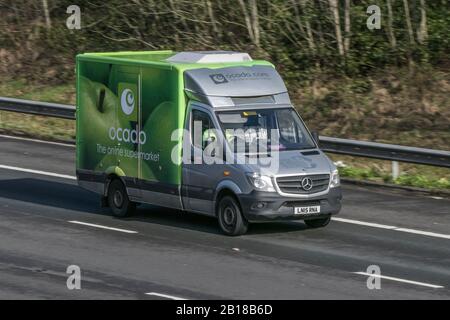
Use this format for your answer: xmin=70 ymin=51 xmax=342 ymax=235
xmin=103 ymin=166 xmax=127 ymax=197
xmin=213 ymin=180 xmax=243 ymax=215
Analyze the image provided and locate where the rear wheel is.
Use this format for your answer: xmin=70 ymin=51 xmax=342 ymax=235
xmin=304 ymin=216 xmax=331 ymax=228
xmin=217 ymin=195 xmax=248 ymax=236
xmin=107 ymin=179 xmax=135 ymax=217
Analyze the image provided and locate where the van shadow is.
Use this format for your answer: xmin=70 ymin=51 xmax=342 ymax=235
xmin=129 ymin=205 xmax=309 ymax=235
xmin=0 ymin=178 xmax=308 ymax=235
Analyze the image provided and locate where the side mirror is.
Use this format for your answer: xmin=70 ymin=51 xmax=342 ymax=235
xmin=203 ymin=136 xmax=217 ymax=158
xmin=311 ymin=131 xmax=320 ymax=147
xmin=207 ymin=136 xmax=216 ymax=144
xmin=203 ymin=136 xmax=215 ymax=149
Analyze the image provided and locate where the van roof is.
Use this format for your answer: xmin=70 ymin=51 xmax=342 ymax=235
xmin=166 ymin=51 xmax=252 ymax=63
xmin=76 ymin=50 xmax=273 ymax=71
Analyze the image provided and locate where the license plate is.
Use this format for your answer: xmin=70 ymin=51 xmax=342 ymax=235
xmin=294 ymin=206 xmax=321 ymax=215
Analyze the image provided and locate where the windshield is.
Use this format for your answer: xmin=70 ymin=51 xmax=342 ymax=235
xmin=216 ymin=108 xmax=316 ymax=153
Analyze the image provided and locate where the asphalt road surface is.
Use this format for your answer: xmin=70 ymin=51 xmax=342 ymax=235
xmin=0 ymin=134 xmax=449 ymax=299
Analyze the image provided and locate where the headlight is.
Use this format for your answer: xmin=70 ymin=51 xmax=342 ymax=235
xmin=246 ymin=173 xmax=276 ymax=192
xmin=330 ymin=169 xmax=340 ymax=188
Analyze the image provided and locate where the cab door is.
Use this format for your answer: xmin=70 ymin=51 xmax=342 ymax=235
xmin=182 ymin=105 xmax=223 ymax=215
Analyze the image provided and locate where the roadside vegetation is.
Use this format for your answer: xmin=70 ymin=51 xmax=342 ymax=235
xmin=0 ymin=77 xmax=75 ymax=141
xmin=329 ymin=155 xmax=450 ymax=191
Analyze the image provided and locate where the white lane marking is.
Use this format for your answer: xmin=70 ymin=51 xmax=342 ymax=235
xmin=68 ymin=221 xmax=138 ymax=234
xmin=394 ymin=228 xmax=450 ymax=240
xmin=353 ymin=272 xmax=444 ymax=289
xmin=332 ymin=217 xmax=450 ymax=240
xmin=0 ymin=134 xmax=74 ymax=147
xmin=0 ymin=164 xmax=76 ymax=180
xmin=145 ymin=292 xmax=187 ymax=300
xmin=332 ymin=217 xmax=397 ymax=230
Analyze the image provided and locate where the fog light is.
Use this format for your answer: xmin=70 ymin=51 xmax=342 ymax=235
xmin=251 ymin=202 xmax=266 ymax=210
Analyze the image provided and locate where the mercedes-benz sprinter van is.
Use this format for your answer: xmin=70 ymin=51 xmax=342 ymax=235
xmin=76 ymin=51 xmax=342 ymax=235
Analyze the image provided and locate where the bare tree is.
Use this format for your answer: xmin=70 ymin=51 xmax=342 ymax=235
xmin=344 ymin=0 xmax=351 ymax=54
xmin=42 ymin=0 xmax=51 ymax=28
xmin=417 ymin=0 xmax=428 ymax=44
xmin=205 ymin=0 xmax=220 ymax=35
xmin=403 ymin=0 xmax=415 ymax=45
xmin=328 ymin=0 xmax=345 ymax=57
xmin=237 ymin=0 xmax=260 ymax=48
xmin=386 ymin=0 xmax=397 ymax=48
xmin=168 ymin=0 xmax=188 ymax=31
xmin=289 ymin=0 xmax=312 ymax=52
xmin=249 ymin=0 xmax=260 ymax=47
xmin=402 ymin=0 xmax=416 ymax=71
xmin=299 ymin=0 xmax=316 ymax=53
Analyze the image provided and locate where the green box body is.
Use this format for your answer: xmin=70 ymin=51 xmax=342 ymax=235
xmin=76 ymin=50 xmax=270 ymax=187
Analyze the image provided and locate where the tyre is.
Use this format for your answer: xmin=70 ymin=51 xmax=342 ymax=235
xmin=217 ymin=195 xmax=248 ymax=236
xmin=107 ymin=179 xmax=135 ymax=217
xmin=304 ymin=216 xmax=331 ymax=228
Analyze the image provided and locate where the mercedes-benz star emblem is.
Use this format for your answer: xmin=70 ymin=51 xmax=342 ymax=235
xmin=301 ymin=177 xmax=313 ymax=191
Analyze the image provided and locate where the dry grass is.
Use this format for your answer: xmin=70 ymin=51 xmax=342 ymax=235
xmin=328 ymin=154 xmax=450 ymax=190
xmin=0 ymin=76 xmax=75 ymax=141
xmin=293 ymin=67 xmax=450 ymax=150
xmin=0 ymin=112 xmax=75 ymax=142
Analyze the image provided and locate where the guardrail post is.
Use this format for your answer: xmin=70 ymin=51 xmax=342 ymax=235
xmin=392 ymin=161 xmax=400 ymax=180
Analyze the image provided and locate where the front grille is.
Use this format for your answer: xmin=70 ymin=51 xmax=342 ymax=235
xmin=276 ymin=174 xmax=330 ymax=195
xmin=283 ymin=201 xmax=321 ymax=207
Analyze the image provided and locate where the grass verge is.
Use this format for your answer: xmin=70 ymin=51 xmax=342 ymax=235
xmin=0 ymin=77 xmax=75 ymax=141
xmin=329 ymin=154 xmax=450 ymax=191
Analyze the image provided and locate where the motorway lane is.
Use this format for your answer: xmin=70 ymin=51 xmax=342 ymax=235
xmin=0 ymin=135 xmax=449 ymax=299
xmin=1 ymin=134 xmax=448 ymax=232
xmin=0 ymin=135 xmax=75 ymax=175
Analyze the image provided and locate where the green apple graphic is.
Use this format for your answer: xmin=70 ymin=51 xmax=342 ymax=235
xmin=140 ymin=101 xmax=179 ymax=184
xmin=78 ymin=77 xmax=181 ymax=184
xmin=78 ymin=76 xmax=117 ymax=172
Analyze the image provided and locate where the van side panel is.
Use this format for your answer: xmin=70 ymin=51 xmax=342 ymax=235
xmin=76 ymin=57 xmax=183 ymax=207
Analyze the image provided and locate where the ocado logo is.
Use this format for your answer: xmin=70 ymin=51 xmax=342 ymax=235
xmin=120 ymin=88 xmax=135 ymax=115
xmin=209 ymin=73 xmax=228 ymax=84
xmin=109 ymin=127 xmax=147 ymax=145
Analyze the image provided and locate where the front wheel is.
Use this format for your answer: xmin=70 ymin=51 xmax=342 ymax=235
xmin=304 ymin=216 xmax=331 ymax=228
xmin=217 ymin=195 xmax=248 ymax=236
xmin=107 ymin=179 xmax=135 ymax=218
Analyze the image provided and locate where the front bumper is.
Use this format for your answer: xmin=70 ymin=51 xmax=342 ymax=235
xmin=237 ymin=187 xmax=342 ymax=222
